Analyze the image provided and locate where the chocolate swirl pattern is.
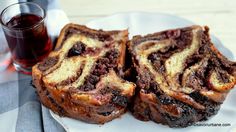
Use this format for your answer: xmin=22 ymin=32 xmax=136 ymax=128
xmin=129 ymin=26 xmax=236 ymax=127
xmin=32 ymin=24 xmax=136 ymax=124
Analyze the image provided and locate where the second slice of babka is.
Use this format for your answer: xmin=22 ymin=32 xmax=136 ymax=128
xmin=128 ymin=25 xmax=236 ymax=127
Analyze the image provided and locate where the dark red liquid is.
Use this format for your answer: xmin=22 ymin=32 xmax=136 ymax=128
xmin=4 ymin=13 xmax=52 ymax=68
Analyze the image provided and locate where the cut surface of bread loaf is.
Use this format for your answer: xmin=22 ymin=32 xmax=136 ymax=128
xmin=32 ymin=23 xmax=136 ymax=124
xmin=128 ymin=25 xmax=236 ymax=127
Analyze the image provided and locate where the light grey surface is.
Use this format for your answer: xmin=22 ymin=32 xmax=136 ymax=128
xmin=0 ymin=73 xmax=65 ymax=132
xmin=0 ymin=0 xmax=68 ymax=131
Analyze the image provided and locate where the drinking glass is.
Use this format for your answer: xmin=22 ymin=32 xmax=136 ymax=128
xmin=0 ymin=2 xmax=52 ymax=74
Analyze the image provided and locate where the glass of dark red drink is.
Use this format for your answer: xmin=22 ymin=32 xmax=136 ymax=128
xmin=0 ymin=2 xmax=52 ymax=74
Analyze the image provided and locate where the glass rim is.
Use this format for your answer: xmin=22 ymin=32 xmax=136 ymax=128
xmin=0 ymin=2 xmax=46 ymax=31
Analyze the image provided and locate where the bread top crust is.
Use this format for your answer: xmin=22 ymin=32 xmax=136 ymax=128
xmin=129 ymin=25 xmax=236 ymax=110
xmin=32 ymin=23 xmax=135 ymax=106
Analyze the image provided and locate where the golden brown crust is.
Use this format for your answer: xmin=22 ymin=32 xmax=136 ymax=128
xmin=54 ymin=23 xmax=125 ymax=50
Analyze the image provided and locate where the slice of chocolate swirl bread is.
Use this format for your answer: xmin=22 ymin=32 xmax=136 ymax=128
xmin=32 ymin=24 xmax=136 ymax=124
xmin=128 ymin=25 xmax=236 ymax=127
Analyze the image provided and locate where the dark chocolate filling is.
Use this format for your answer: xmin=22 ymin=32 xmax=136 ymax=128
xmin=98 ymin=88 xmax=128 ymax=116
xmin=136 ymin=68 xmax=152 ymax=90
xmin=175 ymin=29 xmax=193 ymax=49
xmin=67 ymin=42 xmax=86 ymax=57
xmin=146 ymin=29 xmax=193 ymax=74
xmin=189 ymin=91 xmax=220 ymax=118
xmin=99 ymin=87 xmax=114 ymax=95
xmin=145 ymin=81 xmax=220 ymax=128
xmin=146 ymin=81 xmax=174 ymax=105
xmin=112 ymin=94 xmax=128 ymax=107
xmin=38 ymin=56 xmax=59 ymax=72
xmin=78 ymin=49 xmax=119 ymax=91
xmin=161 ymin=103 xmax=198 ymax=128
xmin=147 ymin=45 xmax=177 ymax=74
xmin=100 ymin=87 xmax=129 ymax=107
